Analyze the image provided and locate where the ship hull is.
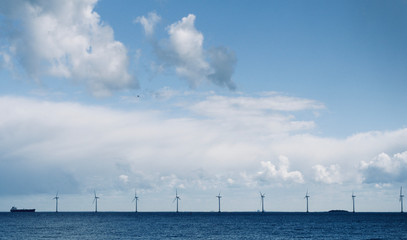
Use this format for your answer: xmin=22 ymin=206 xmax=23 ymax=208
xmin=10 ymin=209 xmax=35 ymax=212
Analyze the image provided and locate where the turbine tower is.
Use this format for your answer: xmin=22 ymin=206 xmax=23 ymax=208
xmin=400 ymin=186 xmax=404 ymax=213
xmin=216 ymin=193 xmax=222 ymax=213
xmin=304 ymin=190 xmax=310 ymax=213
xmin=352 ymin=191 xmax=356 ymax=213
xmin=173 ymin=189 xmax=181 ymax=213
xmin=260 ymin=192 xmax=265 ymax=213
xmin=53 ymin=192 xmax=59 ymax=213
xmin=132 ymin=190 xmax=139 ymax=213
xmin=93 ymin=190 xmax=99 ymax=213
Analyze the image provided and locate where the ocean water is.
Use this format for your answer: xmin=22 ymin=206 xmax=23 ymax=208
xmin=0 ymin=212 xmax=406 ymax=239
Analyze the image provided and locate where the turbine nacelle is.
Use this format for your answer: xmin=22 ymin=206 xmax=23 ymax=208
xmin=132 ymin=190 xmax=139 ymax=202
xmin=53 ymin=192 xmax=59 ymax=200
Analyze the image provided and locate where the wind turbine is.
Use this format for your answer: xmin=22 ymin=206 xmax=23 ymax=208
xmin=352 ymin=191 xmax=356 ymax=213
xmin=53 ymin=192 xmax=59 ymax=213
xmin=304 ymin=190 xmax=310 ymax=213
xmin=132 ymin=190 xmax=139 ymax=213
xmin=216 ymin=192 xmax=222 ymax=213
xmin=260 ymin=192 xmax=265 ymax=213
xmin=400 ymin=187 xmax=404 ymax=213
xmin=173 ymin=189 xmax=181 ymax=213
xmin=93 ymin=190 xmax=99 ymax=213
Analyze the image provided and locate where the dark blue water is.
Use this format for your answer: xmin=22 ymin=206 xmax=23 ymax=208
xmin=0 ymin=212 xmax=406 ymax=239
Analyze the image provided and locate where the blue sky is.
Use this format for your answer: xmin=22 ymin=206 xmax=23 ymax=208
xmin=0 ymin=0 xmax=406 ymax=212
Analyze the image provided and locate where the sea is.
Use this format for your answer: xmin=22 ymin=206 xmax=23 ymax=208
xmin=0 ymin=212 xmax=406 ymax=239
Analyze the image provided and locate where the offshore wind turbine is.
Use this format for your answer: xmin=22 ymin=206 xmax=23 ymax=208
xmin=173 ymin=189 xmax=181 ymax=213
xmin=93 ymin=190 xmax=99 ymax=213
xmin=216 ymin=192 xmax=222 ymax=213
xmin=352 ymin=191 xmax=356 ymax=213
xmin=260 ymin=192 xmax=265 ymax=213
xmin=132 ymin=190 xmax=139 ymax=213
xmin=53 ymin=192 xmax=59 ymax=213
xmin=400 ymin=187 xmax=404 ymax=213
xmin=304 ymin=190 xmax=310 ymax=213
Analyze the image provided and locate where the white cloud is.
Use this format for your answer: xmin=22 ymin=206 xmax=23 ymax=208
xmin=0 ymin=0 xmax=137 ymax=96
xmin=360 ymin=151 xmax=407 ymax=184
xmin=255 ymin=156 xmax=304 ymax=184
xmin=165 ymin=14 xmax=237 ymax=89
xmin=312 ymin=164 xmax=342 ymax=184
xmin=187 ymin=92 xmax=323 ymax=135
xmin=189 ymin=93 xmax=324 ymax=115
xmin=0 ymin=95 xmax=406 ymax=198
xmin=140 ymin=13 xmax=237 ymax=90
xmin=135 ymin=12 xmax=161 ymax=36
xmin=167 ymin=14 xmax=210 ymax=87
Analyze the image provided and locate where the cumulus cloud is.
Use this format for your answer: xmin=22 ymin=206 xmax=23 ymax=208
xmin=166 ymin=14 xmax=210 ymax=86
xmin=255 ymin=156 xmax=304 ymax=184
xmin=360 ymin=151 xmax=407 ymax=184
xmin=134 ymin=12 xmax=161 ymax=36
xmin=0 ymin=0 xmax=137 ymax=96
xmin=137 ymin=13 xmax=237 ymax=90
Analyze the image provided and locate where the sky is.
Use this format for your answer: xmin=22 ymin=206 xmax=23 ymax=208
xmin=0 ymin=0 xmax=406 ymax=212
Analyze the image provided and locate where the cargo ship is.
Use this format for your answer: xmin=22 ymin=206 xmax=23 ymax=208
xmin=10 ymin=206 xmax=35 ymax=212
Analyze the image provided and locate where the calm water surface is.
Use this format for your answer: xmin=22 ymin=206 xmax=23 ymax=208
xmin=0 ymin=212 xmax=406 ymax=239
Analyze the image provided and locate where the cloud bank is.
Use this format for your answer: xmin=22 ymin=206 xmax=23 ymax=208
xmin=0 ymin=0 xmax=137 ymax=96
xmin=0 ymin=94 xmax=406 ymax=198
